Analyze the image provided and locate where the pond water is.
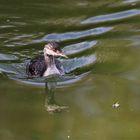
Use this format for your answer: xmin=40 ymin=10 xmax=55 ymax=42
xmin=0 ymin=0 xmax=140 ymax=139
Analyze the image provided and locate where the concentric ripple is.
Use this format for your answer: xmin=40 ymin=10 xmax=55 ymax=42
xmin=63 ymin=41 xmax=97 ymax=55
xmin=0 ymin=5 xmax=140 ymax=87
xmin=43 ymin=27 xmax=112 ymax=42
xmin=81 ymin=9 xmax=140 ymax=24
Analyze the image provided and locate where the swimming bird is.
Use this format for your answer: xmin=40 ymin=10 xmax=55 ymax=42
xmin=26 ymin=42 xmax=68 ymax=77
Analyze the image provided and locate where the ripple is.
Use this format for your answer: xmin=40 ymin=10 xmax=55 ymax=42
xmin=81 ymin=9 xmax=140 ymax=24
xmin=42 ymin=27 xmax=112 ymax=41
xmin=0 ymin=64 xmax=16 ymax=74
xmin=123 ymin=0 xmax=138 ymax=4
xmin=10 ymin=72 xmax=89 ymax=88
xmin=3 ymin=33 xmax=44 ymax=47
xmin=0 ymin=52 xmax=96 ymax=87
xmin=63 ymin=41 xmax=97 ymax=55
xmin=0 ymin=53 xmax=18 ymax=61
xmin=0 ymin=25 xmax=15 ymax=29
xmin=63 ymin=54 xmax=96 ymax=73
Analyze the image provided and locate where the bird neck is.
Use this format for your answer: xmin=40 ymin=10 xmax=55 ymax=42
xmin=43 ymin=55 xmax=60 ymax=77
xmin=45 ymin=55 xmax=56 ymax=67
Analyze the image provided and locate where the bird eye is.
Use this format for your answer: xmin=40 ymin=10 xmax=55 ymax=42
xmin=52 ymin=48 xmax=57 ymax=52
xmin=56 ymin=50 xmax=61 ymax=53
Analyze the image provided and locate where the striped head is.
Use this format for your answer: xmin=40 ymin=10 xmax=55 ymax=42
xmin=43 ymin=42 xmax=68 ymax=58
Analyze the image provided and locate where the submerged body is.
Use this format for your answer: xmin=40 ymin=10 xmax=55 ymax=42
xmin=26 ymin=42 xmax=67 ymax=77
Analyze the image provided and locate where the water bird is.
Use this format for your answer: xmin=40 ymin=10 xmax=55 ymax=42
xmin=26 ymin=42 xmax=68 ymax=77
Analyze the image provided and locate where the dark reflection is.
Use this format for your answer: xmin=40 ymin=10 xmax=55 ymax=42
xmin=44 ymin=77 xmax=69 ymax=113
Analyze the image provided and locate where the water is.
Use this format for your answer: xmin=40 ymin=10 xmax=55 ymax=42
xmin=0 ymin=0 xmax=140 ymax=139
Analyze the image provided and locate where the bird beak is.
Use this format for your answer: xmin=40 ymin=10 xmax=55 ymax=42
xmin=56 ymin=52 xmax=68 ymax=58
xmin=44 ymin=46 xmax=68 ymax=58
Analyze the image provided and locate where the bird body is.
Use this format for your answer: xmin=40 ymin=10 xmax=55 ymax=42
xmin=26 ymin=42 xmax=67 ymax=77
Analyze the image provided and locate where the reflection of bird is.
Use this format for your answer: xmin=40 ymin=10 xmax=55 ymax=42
xmin=26 ymin=42 xmax=68 ymax=77
xmin=45 ymin=81 xmax=69 ymax=113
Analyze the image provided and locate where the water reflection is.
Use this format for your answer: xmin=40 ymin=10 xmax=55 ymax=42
xmin=43 ymin=27 xmax=112 ymax=42
xmin=44 ymin=77 xmax=69 ymax=113
xmin=0 ymin=0 xmax=140 ymax=139
xmin=63 ymin=40 xmax=97 ymax=55
xmin=81 ymin=9 xmax=140 ymax=24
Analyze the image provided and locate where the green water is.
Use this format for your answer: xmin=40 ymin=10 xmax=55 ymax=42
xmin=0 ymin=0 xmax=140 ymax=140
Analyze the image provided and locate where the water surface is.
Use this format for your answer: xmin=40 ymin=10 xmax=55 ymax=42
xmin=0 ymin=0 xmax=140 ymax=140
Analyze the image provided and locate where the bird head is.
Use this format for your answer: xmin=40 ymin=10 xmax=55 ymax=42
xmin=43 ymin=42 xmax=68 ymax=58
